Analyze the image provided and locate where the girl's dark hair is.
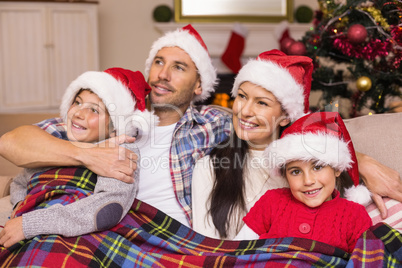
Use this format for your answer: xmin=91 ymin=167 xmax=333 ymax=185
xmin=208 ymin=132 xmax=249 ymax=238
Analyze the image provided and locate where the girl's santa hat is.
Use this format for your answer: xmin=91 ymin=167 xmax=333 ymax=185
xmin=232 ymin=49 xmax=313 ymax=122
xmin=144 ymin=24 xmax=217 ymax=103
xmin=60 ymin=67 xmax=158 ymax=136
xmin=265 ymin=111 xmax=371 ymax=205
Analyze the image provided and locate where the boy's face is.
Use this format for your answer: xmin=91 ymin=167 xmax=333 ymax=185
xmin=147 ymin=47 xmax=201 ymax=113
xmin=232 ymin=81 xmax=290 ymax=150
xmin=285 ymin=160 xmax=341 ymax=208
xmin=66 ymin=90 xmax=111 ymax=142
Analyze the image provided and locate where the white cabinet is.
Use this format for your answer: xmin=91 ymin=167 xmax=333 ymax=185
xmin=0 ymin=1 xmax=99 ymax=112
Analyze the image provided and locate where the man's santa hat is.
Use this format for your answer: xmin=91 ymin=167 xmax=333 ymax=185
xmin=265 ymin=111 xmax=371 ymax=205
xmin=231 ymin=49 xmax=313 ymax=122
xmin=144 ymin=24 xmax=217 ymax=103
xmin=60 ymin=67 xmax=158 ymax=136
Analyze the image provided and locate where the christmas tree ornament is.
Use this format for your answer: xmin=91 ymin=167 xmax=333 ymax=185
xmin=356 ymin=76 xmax=372 ymax=92
xmin=288 ymin=41 xmax=307 ymax=55
xmin=280 ymin=37 xmax=296 ymax=54
xmin=347 ymin=24 xmax=367 ymax=44
xmin=153 ymin=5 xmax=172 ymax=22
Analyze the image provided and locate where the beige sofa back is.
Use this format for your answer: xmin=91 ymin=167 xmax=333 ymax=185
xmin=0 ymin=113 xmax=58 ymax=176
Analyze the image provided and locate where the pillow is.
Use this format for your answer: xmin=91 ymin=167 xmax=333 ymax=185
xmin=344 ymin=113 xmax=402 ymax=176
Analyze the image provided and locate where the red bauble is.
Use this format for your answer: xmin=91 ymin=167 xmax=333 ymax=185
xmin=288 ymin=41 xmax=306 ymax=55
xmin=347 ymin=24 xmax=367 ymax=44
xmin=280 ymin=37 xmax=295 ymax=53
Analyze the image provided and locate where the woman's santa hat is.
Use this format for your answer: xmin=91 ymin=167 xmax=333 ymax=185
xmin=265 ymin=111 xmax=371 ymax=205
xmin=231 ymin=49 xmax=313 ymax=122
xmin=60 ymin=67 xmax=158 ymax=136
xmin=144 ymin=24 xmax=217 ymax=103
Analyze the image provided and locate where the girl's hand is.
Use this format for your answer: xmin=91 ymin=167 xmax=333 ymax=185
xmin=0 ymin=217 xmax=25 ymax=248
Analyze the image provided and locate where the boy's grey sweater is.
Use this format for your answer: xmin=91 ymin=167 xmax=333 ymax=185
xmin=10 ymin=143 xmax=139 ymax=239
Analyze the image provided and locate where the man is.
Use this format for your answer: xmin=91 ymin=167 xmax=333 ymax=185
xmin=0 ymin=25 xmax=400 ymax=225
xmin=0 ymin=25 xmax=232 ymax=226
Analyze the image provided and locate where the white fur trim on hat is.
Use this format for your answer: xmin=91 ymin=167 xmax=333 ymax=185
xmin=231 ymin=58 xmax=306 ymax=122
xmin=265 ymin=132 xmax=353 ymax=178
xmin=344 ymin=184 xmax=372 ymax=206
xmin=60 ymin=71 xmax=156 ymax=137
xmin=144 ymin=28 xmax=217 ymax=103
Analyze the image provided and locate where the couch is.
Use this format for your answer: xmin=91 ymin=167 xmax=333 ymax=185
xmin=0 ymin=112 xmax=401 ymax=266
xmin=1 ymin=111 xmax=401 ymax=226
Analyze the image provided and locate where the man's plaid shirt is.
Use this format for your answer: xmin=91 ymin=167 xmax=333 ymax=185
xmin=36 ymin=105 xmax=232 ymax=226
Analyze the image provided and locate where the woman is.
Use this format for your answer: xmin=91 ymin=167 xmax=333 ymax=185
xmin=192 ymin=49 xmax=314 ymax=239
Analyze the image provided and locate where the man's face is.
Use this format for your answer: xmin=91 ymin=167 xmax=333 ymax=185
xmin=147 ymin=47 xmax=202 ymax=112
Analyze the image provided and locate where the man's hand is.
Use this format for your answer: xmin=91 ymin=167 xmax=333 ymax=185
xmin=357 ymin=152 xmax=402 ymax=219
xmin=74 ymin=135 xmax=138 ymax=183
xmin=0 ymin=217 xmax=24 ymax=248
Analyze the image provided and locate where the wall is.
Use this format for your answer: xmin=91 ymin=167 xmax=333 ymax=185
xmin=97 ymin=0 xmax=318 ymax=72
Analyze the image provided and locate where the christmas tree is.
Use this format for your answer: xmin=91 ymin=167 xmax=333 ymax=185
xmin=300 ymin=0 xmax=402 ymax=117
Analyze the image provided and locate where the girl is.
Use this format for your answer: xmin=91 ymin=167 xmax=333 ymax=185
xmin=234 ymin=112 xmax=372 ymax=253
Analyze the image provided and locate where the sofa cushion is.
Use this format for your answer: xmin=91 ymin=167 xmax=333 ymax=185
xmin=344 ymin=113 xmax=402 ymax=176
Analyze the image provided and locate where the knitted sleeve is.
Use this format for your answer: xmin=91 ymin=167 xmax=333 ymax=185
xmin=10 ymin=168 xmax=45 ymax=207
xmin=22 ymin=143 xmax=139 ymax=239
xmin=243 ymin=189 xmax=280 ymax=236
xmin=346 ymin=202 xmax=373 ymax=252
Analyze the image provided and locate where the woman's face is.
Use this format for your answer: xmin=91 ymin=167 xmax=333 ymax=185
xmin=66 ymin=90 xmax=112 ymax=142
xmin=232 ymin=81 xmax=290 ymax=150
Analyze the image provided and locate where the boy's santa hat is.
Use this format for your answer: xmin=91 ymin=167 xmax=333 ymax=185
xmin=231 ymin=49 xmax=313 ymax=122
xmin=144 ymin=24 xmax=217 ymax=103
xmin=60 ymin=67 xmax=158 ymax=136
xmin=265 ymin=111 xmax=371 ymax=205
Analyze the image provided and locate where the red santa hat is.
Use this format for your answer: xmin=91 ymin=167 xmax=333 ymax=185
xmin=60 ymin=67 xmax=158 ymax=136
xmin=266 ymin=112 xmax=359 ymax=186
xmin=144 ymin=24 xmax=217 ymax=103
xmin=231 ymin=49 xmax=313 ymax=122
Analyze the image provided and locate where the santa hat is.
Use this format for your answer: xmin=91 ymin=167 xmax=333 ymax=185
xmin=144 ymin=24 xmax=217 ymax=103
xmin=266 ymin=112 xmax=360 ymax=186
xmin=60 ymin=67 xmax=158 ymax=136
xmin=231 ymin=49 xmax=313 ymax=122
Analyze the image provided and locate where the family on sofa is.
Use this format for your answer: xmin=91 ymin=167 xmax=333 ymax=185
xmin=0 ymin=24 xmax=401 ymax=267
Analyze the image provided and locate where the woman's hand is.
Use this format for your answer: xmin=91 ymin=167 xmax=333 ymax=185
xmin=357 ymin=152 xmax=402 ymax=219
xmin=0 ymin=217 xmax=24 ymax=248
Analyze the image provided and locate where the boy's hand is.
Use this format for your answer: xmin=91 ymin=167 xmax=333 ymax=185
xmin=0 ymin=217 xmax=25 ymax=248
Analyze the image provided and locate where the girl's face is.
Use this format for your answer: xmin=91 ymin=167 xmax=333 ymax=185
xmin=66 ymin=90 xmax=112 ymax=142
xmin=285 ymin=160 xmax=341 ymax=208
xmin=232 ymin=81 xmax=290 ymax=150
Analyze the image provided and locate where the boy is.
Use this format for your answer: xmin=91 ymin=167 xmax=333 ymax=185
xmin=0 ymin=68 xmax=156 ymax=248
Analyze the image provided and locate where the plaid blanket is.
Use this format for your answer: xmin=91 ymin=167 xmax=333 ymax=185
xmin=1 ymin=168 xmax=401 ymax=267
